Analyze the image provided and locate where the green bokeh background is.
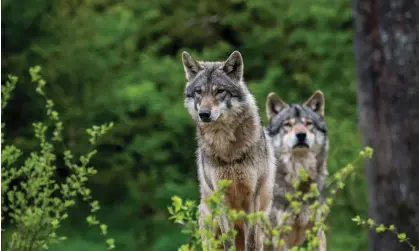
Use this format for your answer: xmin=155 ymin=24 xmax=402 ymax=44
xmin=2 ymin=0 xmax=368 ymax=250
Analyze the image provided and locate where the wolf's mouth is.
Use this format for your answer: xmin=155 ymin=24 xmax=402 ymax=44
xmin=200 ymin=117 xmax=212 ymax=123
xmin=293 ymin=143 xmax=309 ymax=149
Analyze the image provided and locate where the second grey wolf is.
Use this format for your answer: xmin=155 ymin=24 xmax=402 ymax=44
xmin=264 ymin=91 xmax=328 ymax=251
xmin=181 ymin=51 xmax=276 ymax=251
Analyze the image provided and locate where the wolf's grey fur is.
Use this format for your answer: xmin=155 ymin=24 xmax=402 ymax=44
xmin=182 ymin=51 xmax=276 ymax=251
xmin=265 ymin=91 xmax=328 ymax=251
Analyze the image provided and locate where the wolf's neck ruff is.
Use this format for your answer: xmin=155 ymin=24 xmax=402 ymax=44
xmin=197 ymin=100 xmax=262 ymax=164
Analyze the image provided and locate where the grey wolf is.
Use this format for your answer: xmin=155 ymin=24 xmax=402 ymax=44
xmin=181 ymin=51 xmax=276 ymax=251
xmin=264 ymin=91 xmax=328 ymax=251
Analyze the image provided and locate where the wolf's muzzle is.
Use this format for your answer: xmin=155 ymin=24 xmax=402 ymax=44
xmin=294 ymin=131 xmax=309 ymax=148
xmin=198 ymin=109 xmax=212 ymax=123
xmin=296 ymin=132 xmax=306 ymax=142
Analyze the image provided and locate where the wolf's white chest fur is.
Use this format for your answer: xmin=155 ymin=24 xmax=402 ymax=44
xmin=279 ymin=152 xmax=318 ymax=184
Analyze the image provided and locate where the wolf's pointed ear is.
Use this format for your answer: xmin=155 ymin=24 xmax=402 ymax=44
xmin=266 ymin=92 xmax=287 ymax=121
xmin=182 ymin=51 xmax=203 ymax=81
xmin=221 ymin=51 xmax=243 ymax=82
xmin=304 ymin=90 xmax=325 ymax=117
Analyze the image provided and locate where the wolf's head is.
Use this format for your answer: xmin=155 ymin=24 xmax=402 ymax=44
xmin=265 ymin=91 xmax=328 ymax=155
xmin=182 ymin=51 xmax=252 ymax=124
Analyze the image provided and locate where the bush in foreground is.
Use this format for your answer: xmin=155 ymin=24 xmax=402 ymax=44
xmin=1 ymin=67 xmax=114 ymax=251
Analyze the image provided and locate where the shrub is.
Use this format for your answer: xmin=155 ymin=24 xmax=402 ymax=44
xmin=1 ymin=67 xmax=115 ymax=251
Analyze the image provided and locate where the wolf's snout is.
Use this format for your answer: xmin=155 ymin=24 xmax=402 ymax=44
xmin=198 ymin=109 xmax=211 ymax=122
xmin=296 ymin=131 xmax=307 ymax=142
xmin=293 ymin=131 xmax=309 ymax=149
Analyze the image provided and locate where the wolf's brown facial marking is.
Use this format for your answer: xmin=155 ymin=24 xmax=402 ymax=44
xmin=285 ymin=119 xmax=313 ymax=133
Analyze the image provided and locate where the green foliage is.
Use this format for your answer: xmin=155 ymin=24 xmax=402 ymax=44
xmin=352 ymin=216 xmax=417 ymax=251
xmin=2 ymin=0 xmax=366 ymax=249
xmin=1 ymin=67 xmax=114 ymax=251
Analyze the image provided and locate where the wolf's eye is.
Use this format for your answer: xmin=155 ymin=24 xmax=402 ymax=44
xmin=195 ymin=89 xmax=202 ymax=95
xmin=306 ymin=121 xmax=313 ymax=126
xmin=216 ymin=89 xmax=226 ymax=95
xmin=283 ymin=122 xmax=292 ymax=128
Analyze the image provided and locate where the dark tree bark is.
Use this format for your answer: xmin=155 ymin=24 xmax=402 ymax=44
xmin=353 ymin=0 xmax=419 ymax=250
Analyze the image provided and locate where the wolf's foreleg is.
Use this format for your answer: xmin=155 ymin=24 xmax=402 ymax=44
xmin=313 ymin=229 xmax=326 ymax=251
xmin=217 ymin=205 xmax=235 ymax=251
xmin=198 ymin=203 xmax=212 ymax=251
xmin=245 ymin=191 xmax=265 ymax=251
xmin=310 ymin=205 xmax=326 ymax=251
xmin=267 ymin=209 xmax=290 ymax=251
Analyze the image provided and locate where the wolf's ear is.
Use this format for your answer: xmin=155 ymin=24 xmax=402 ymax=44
xmin=304 ymin=90 xmax=325 ymax=117
xmin=266 ymin=92 xmax=287 ymax=121
xmin=221 ymin=51 xmax=243 ymax=82
xmin=182 ymin=51 xmax=203 ymax=81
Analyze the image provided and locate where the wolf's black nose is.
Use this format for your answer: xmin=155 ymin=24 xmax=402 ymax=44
xmin=296 ymin=131 xmax=307 ymax=142
xmin=199 ymin=109 xmax=211 ymax=121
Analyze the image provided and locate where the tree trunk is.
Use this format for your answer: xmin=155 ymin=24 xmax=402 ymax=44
xmin=353 ymin=0 xmax=419 ymax=250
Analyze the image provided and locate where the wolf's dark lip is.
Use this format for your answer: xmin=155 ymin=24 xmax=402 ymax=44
xmin=200 ymin=118 xmax=212 ymax=123
xmin=293 ymin=143 xmax=309 ymax=149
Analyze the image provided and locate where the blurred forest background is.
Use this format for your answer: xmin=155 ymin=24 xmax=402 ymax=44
xmin=1 ymin=0 xmax=367 ymax=250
